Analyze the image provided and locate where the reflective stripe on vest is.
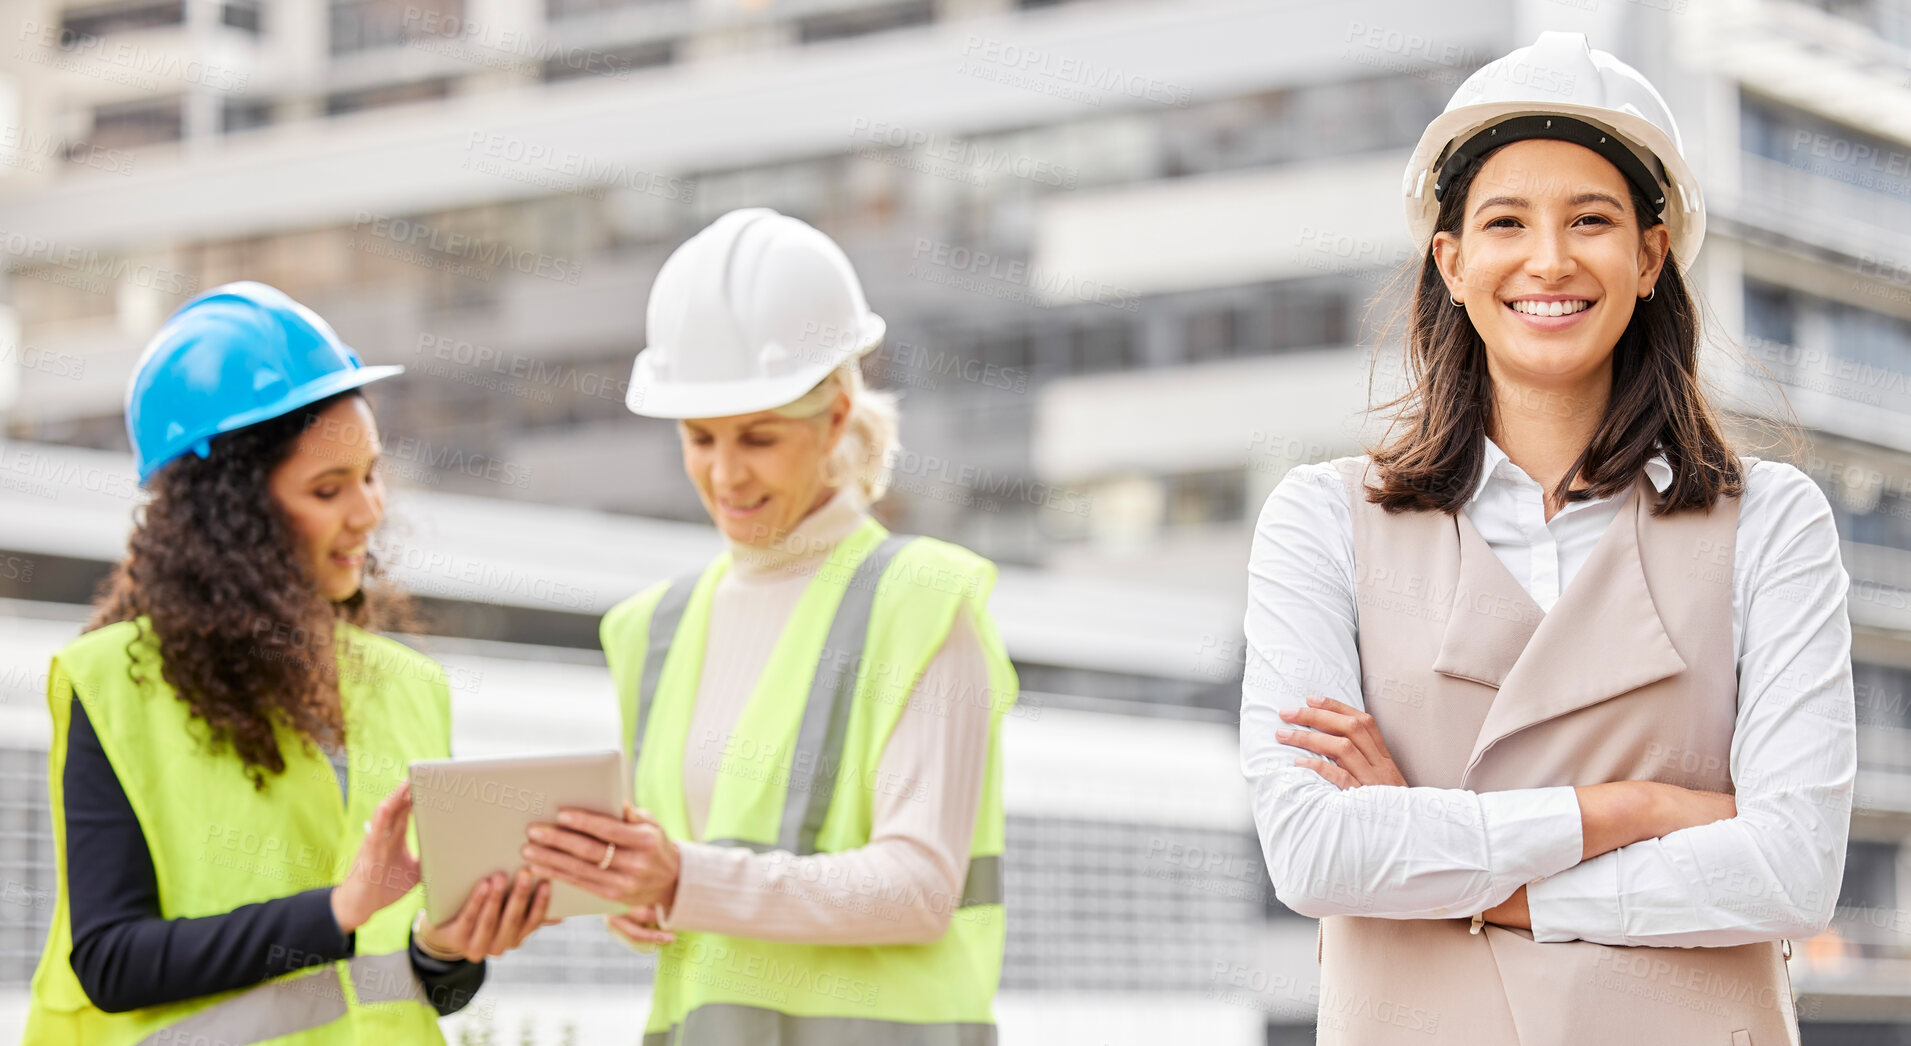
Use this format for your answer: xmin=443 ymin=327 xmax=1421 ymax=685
xmin=636 ymin=571 xmax=699 ymax=773
xmin=131 ymin=951 xmax=423 ymax=1046
xmin=779 ymin=534 xmax=913 ymax=854
xmin=634 ymin=536 xmax=1000 ymax=907
xmin=640 ymin=1003 xmax=998 ymax=1046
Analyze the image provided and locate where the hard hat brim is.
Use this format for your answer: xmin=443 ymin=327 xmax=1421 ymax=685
xmin=1403 ymin=101 xmax=1705 ymax=269
xmin=625 ymin=315 xmax=885 ymax=420
xmin=136 ymin=364 xmax=404 ymax=485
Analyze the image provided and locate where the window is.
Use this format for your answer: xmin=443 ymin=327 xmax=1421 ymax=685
xmin=1743 ymin=279 xmax=1797 ymax=347
xmin=1264 ymin=281 xmax=1349 ymax=354
xmin=84 ymin=96 xmax=183 ymax=151
xmin=1855 ymin=663 xmax=1911 ymax=729
xmin=919 ymin=317 xmax=1136 ymax=388
xmin=797 ymin=0 xmax=934 ymax=45
xmin=1184 ymin=307 xmax=1240 ymax=363
xmin=325 ymin=79 xmax=451 ymax=117
xmin=981 ymin=329 xmax=1034 ymax=375
xmin=1848 ymin=491 xmax=1911 ymax=550
xmin=1068 ymin=321 xmax=1134 ymax=374
xmin=542 ymin=39 xmax=673 ymax=82
xmin=1839 ymin=840 xmax=1898 ymax=913
xmin=221 ymin=98 xmax=272 ymax=135
xmin=1164 ymin=469 xmax=1247 ymax=527
xmin=1823 ymin=297 xmax=1911 ymax=374
xmin=1159 ymin=74 xmax=1454 ymax=179
xmin=221 ymin=0 xmax=261 ymax=33
xmin=59 ymin=0 xmax=183 ymax=41
xmin=329 ymin=0 xmax=461 ymax=55
xmin=1822 ymin=475 xmax=1911 ymax=552
xmin=1740 ymin=93 xmax=1911 ymax=202
xmin=1742 ymin=277 xmax=1911 ymax=416
xmin=1181 ymin=281 xmax=1352 ymax=363
xmin=546 ymin=0 xmax=678 ymax=19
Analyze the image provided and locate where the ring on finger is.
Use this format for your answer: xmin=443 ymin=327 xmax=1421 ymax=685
xmin=598 ymin=842 xmax=617 ymax=870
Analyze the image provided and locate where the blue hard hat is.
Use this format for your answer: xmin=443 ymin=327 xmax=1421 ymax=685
xmin=126 ymin=281 xmax=403 ymax=485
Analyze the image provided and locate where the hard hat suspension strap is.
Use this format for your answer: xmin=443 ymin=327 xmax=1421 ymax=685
xmin=1434 ymin=114 xmax=1668 ymax=222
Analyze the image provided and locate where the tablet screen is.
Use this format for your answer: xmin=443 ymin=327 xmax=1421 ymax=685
xmin=409 ymin=749 xmax=628 ymax=924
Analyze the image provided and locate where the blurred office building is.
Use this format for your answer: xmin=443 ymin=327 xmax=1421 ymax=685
xmin=1 ymin=0 xmax=1909 ymax=1041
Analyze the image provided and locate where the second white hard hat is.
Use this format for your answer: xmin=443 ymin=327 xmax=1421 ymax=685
xmin=627 ymin=207 xmax=886 ymax=419
xmin=1402 ymin=31 xmax=1706 ymax=269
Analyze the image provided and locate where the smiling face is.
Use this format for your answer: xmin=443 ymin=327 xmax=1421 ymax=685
xmin=267 ymin=395 xmax=386 ymax=603
xmin=1431 ymin=138 xmax=1671 ymax=391
xmin=679 ymin=392 xmax=849 ymax=547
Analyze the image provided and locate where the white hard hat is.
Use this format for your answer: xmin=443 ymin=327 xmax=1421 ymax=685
xmin=1402 ymin=31 xmax=1705 ymax=270
xmin=627 ymin=207 xmax=886 ymax=419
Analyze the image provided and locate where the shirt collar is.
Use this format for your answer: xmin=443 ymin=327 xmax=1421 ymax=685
xmin=1471 ymin=434 xmax=1672 ymax=505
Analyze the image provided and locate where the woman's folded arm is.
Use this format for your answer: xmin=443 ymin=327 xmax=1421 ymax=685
xmin=1241 ymin=464 xmax=1585 ymax=920
xmin=1526 ymin=463 xmax=1856 ymax=947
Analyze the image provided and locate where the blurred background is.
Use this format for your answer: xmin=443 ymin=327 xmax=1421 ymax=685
xmin=0 ymin=0 xmax=1907 ymax=1041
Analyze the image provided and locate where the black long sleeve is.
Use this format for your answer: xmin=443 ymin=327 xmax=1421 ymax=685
xmin=63 ymin=694 xmax=485 ymax=1015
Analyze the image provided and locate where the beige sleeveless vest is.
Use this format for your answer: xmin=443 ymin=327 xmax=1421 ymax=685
xmin=1317 ymin=454 xmax=1796 ymax=1046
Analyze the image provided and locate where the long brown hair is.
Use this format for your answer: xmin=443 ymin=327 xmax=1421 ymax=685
xmin=1363 ymin=143 xmax=1744 ymax=517
xmin=90 ymin=391 xmax=416 ymax=788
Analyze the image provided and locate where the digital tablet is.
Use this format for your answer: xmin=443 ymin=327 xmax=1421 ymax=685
xmin=409 ymin=749 xmax=628 ymax=925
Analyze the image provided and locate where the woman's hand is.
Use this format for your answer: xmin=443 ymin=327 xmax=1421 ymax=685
xmin=522 ymin=804 xmax=680 ymax=911
xmin=1481 ymin=886 xmax=1531 ymax=930
xmin=1486 ymin=784 xmax=1737 ymax=929
xmin=331 ymin=783 xmax=422 ymax=934
xmin=416 ymin=869 xmax=555 ymax=963
xmin=1276 ymin=696 xmax=1408 ymax=788
xmin=606 ymin=905 xmax=677 ymax=952
xmin=1573 ymin=781 xmax=1738 ymax=861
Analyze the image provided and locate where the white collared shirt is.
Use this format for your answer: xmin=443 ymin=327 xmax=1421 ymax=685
xmin=1239 ymin=436 xmax=1856 ymax=946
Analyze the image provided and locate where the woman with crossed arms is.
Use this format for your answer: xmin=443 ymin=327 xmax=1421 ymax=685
xmin=1241 ymin=34 xmax=1854 ymax=1045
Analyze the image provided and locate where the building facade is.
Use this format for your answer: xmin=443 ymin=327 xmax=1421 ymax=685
xmin=1 ymin=0 xmax=1909 ymax=1040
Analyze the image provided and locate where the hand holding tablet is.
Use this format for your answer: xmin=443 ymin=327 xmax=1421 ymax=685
xmin=520 ymin=803 xmax=682 ymax=913
xmin=339 ymin=778 xmax=560 ymax=964
xmin=413 ymin=866 xmax=552 ymax=962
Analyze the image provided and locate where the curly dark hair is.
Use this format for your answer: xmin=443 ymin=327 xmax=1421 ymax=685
xmin=89 ymin=391 xmax=417 ymax=788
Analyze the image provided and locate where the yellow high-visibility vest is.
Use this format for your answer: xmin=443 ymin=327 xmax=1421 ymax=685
xmin=26 ymin=617 xmax=451 ymax=1046
xmin=601 ymin=518 xmax=1017 ymax=1045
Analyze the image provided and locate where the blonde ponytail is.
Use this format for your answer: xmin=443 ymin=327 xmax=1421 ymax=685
xmin=773 ymin=359 xmax=901 ymax=506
